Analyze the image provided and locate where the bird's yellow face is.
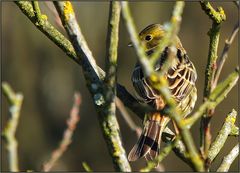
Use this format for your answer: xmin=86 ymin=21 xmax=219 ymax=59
xmin=139 ymin=24 xmax=165 ymax=52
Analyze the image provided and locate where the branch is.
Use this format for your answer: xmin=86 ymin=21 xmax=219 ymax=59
xmin=14 ymin=1 xmax=150 ymax=123
xmin=200 ymin=1 xmax=226 ymax=24
xmin=213 ymin=22 xmax=239 ymax=87
xmin=42 ymin=93 xmax=81 ymax=171
xmin=14 ymin=1 xmax=80 ymax=69
xmin=216 ymin=144 xmax=239 ymax=172
xmin=206 ymin=109 xmax=237 ymax=165
xmin=53 ymin=2 xmax=102 ymax=85
xmin=32 ymin=1 xmax=42 ymax=25
xmin=53 ymin=2 xmax=131 ymax=171
xmin=121 ymin=1 xmax=204 ymax=171
xmin=115 ymin=97 xmax=141 ymax=137
xmin=184 ymin=68 xmax=239 ymax=126
xmin=2 ymin=82 xmax=24 ymax=172
xmin=200 ymin=1 xmax=226 ymax=157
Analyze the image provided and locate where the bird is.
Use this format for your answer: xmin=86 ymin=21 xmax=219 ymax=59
xmin=128 ymin=23 xmax=197 ymax=163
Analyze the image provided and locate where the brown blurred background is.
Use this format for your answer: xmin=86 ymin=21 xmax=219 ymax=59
xmin=1 ymin=1 xmax=238 ymax=172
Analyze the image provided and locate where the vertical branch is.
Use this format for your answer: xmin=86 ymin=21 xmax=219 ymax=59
xmin=101 ymin=1 xmax=131 ymax=171
xmin=105 ymin=1 xmax=120 ymax=89
xmin=2 ymin=82 xmax=24 ymax=172
xmin=199 ymin=1 xmax=226 ymax=159
xmin=54 ymin=2 xmax=131 ymax=171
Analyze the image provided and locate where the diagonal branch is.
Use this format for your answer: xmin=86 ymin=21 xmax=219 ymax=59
xmin=207 ymin=109 xmax=237 ymax=165
xmin=216 ymin=143 xmax=239 ymax=172
xmin=42 ymin=93 xmax=81 ymax=171
xmin=184 ymin=68 xmax=239 ymax=127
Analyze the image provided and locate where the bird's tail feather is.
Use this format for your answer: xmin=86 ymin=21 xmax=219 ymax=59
xmin=128 ymin=114 xmax=169 ymax=162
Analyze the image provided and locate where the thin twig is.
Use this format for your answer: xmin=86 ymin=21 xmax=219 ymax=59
xmin=2 ymin=82 xmax=24 ymax=172
xmin=43 ymin=1 xmax=64 ymax=30
xmin=42 ymin=93 xmax=81 ymax=171
xmin=216 ymin=144 xmax=239 ymax=172
xmin=115 ymin=97 xmax=141 ymax=137
xmin=206 ymin=109 xmax=237 ymax=165
xmin=213 ymin=22 xmax=239 ymax=87
xmin=199 ymin=1 xmax=226 ymax=158
xmin=121 ymin=1 xmax=204 ymax=171
xmin=184 ymin=68 xmax=239 ymax=127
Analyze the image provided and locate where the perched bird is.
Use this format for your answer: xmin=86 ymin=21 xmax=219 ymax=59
xmin=128 ymin=24 xmax=197 ymax=163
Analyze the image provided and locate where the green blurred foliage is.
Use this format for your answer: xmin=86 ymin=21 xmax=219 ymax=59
xmin=1 ymin=1 xmax=238 ymax=171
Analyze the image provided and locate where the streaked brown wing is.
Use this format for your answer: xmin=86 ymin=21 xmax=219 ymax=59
xmin=167 ymin=50 xmax=197 ymax=103
xmin=131 ymin=63 xmax=159 ymax=103
xmin=131 ymin=48 xmax=197 ymax=105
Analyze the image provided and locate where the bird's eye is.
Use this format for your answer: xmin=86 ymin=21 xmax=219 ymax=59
xmin=145 ymin=35 xmax=152 ymax=41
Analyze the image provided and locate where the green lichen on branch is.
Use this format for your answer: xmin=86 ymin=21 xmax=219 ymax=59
xmin=199 ymin=1 xmax=226 ymax=158
xmin=185 ymin=68 xmax=239 ymax=127
xmin=14 ymin=1 xmax=151 ymax=120
xmin=14 ymin=1 xmax=78 ymax=64
xmin=207 ymin=109 xmax=237 ymax=164
xmin=230 ymin=125 xmax=239 ymax=136
xmin=2 ymin=82 xmax=24 ymax=172
xmin=200 ymin=1 xmax=226 ymax=24
xmin=216 ymin=144 xmax=239 ymax=172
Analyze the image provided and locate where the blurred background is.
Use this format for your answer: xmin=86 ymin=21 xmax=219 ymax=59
xmin=1 ymin=1 xmax=238 ymax=172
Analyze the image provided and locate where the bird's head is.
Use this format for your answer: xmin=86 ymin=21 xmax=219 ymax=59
xmin=128 ymin=23 xmax=184 ymax=54
xmin=139 ymin=23 xmax=165 ymax=52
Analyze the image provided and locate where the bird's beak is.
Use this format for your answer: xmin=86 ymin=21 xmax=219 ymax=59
xmin=128 ymin=42 xmax=133 ymax=47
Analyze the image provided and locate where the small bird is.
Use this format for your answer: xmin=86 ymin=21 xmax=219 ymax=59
xmin=128 ymin=24 xmax=197 ymax=163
